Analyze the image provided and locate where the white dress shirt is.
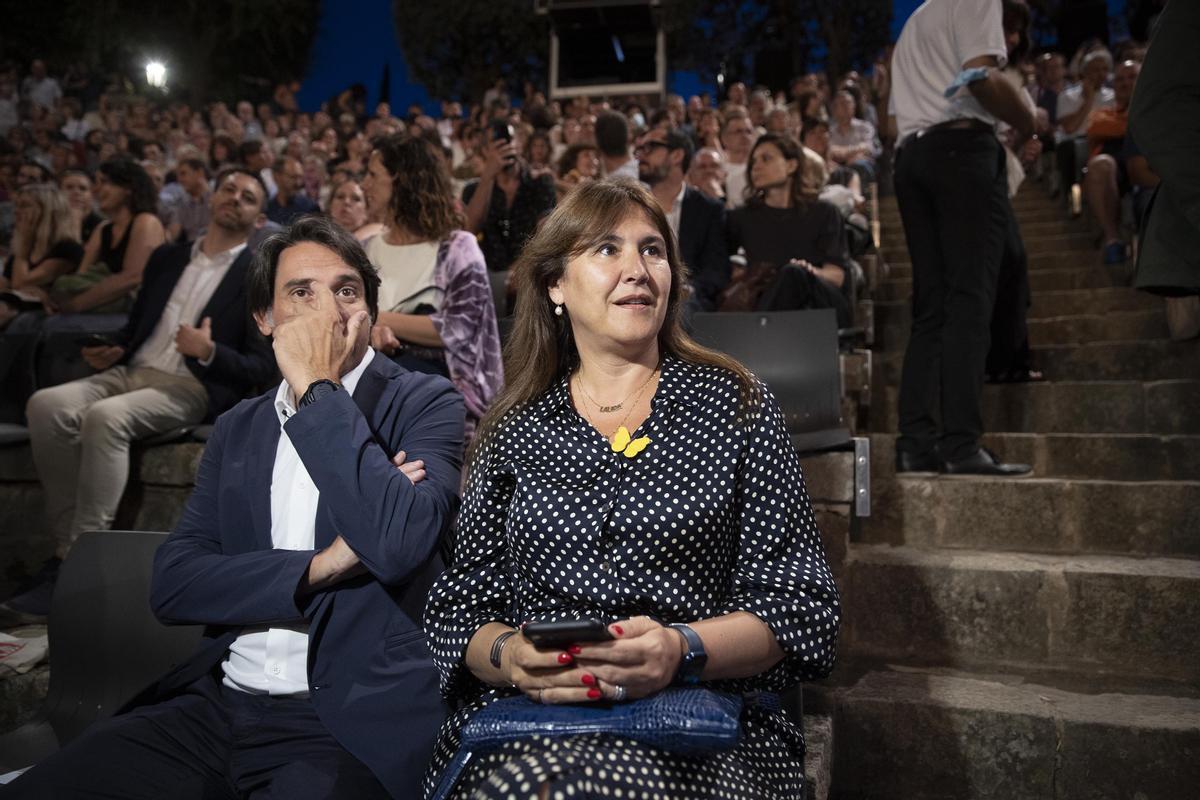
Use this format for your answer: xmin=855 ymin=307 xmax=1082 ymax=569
xmin=130 ymin=238 xmax=245 ymax=376
xmin=221 ymin=347 xmax=377 ymax=696
xmin=664 ymin=182 xmax=687 ymax=239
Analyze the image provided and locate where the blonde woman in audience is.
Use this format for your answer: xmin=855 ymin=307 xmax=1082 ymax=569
xmin=329 ymin=178 xmax=384 ymax=241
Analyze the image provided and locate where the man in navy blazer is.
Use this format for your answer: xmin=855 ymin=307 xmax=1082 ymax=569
xmin=8 ymin=217 xmax=465 ymax=798
xmin=3 ymin=168 xmax=275 ymax=623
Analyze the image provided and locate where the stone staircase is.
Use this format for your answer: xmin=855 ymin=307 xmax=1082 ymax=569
xmin=818 ymin=185 xmax=1200 ymax=798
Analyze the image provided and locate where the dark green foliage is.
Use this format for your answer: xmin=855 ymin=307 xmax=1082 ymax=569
xmin=0 ymin=0 xmax=320 ymax=104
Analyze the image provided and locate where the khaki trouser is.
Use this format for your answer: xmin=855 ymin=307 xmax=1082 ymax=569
xmin=26 ymin=366 xmax=208 ymax=557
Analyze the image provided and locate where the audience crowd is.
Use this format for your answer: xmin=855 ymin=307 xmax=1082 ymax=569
xmin=0 ymin=29 xmax=1169 ymax=612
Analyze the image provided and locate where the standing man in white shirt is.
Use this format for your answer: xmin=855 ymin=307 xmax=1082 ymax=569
xmin=889 ymin=0 xmax=1036 ymax=476
xmin=1 ymin=169 xmax=275 ymax=623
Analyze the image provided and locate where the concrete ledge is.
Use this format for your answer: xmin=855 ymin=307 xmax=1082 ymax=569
xmin=831 ymin=669 xmax=1200 ymax=800
xmin=804 ymin=714 xmax=833 ymax=800
xmin=841 ymin=545 xmax=1200 ymax=684
xmin=874 ymin=381 xmax=1200 ymax=435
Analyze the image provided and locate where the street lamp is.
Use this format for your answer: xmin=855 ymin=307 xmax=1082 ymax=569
xmin=145 ymin=61 xmax=167 ymax=89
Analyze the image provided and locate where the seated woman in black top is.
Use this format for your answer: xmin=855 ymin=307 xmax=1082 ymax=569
xmin=726 ymin=133 xmax=853 ymax=326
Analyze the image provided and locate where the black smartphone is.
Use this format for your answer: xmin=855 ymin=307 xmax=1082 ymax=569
xmin=76 ymin=333 xmax=116 ymax=348
xmin=490 ymin=119 xmax=513 ymax=144
xmin=522 ymin=619 xmax=613 ymax=648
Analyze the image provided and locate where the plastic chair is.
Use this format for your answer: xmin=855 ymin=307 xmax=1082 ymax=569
xmin=0 ymin=530 xmax=204 ymax=771
xmin=689 ymin=309 xmax=870 ymax=517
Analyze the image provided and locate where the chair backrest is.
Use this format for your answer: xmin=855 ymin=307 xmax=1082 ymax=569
xmin=488 ymin=270 xmax=510 ymax=320
xmin=689 ymin=309 xmax=849 ymax=451
xmin=44 ymin=530 xmax=204 ymax=744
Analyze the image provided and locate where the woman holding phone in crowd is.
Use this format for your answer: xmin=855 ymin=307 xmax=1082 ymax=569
xmin=423 ymin=179 xmax=840 ymax=799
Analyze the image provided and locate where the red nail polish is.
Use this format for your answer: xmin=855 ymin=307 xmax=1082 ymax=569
xmin=569 ymin=645 xmax=583 ymax=655
xmin=581 ymin=674 xmax=596 ymax=686
xmin=612 ymin=625 xmax=624 ymax=636
xmin=587 ymin=688 xmax=602 ymax=700
xmin=558 ymin=652 xmax=573 ymax=664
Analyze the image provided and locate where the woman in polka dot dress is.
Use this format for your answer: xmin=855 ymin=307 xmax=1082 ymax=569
xmin=423 ymin=179 xmax=840 ymax=800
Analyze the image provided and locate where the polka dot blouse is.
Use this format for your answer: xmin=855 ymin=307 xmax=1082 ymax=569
xmin=422 ymin=355 xmax=841 ymax=799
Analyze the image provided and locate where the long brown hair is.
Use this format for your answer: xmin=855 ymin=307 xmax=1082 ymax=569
xmin=469 ymin=178 xmax=758 ymax=465
xmin=746 ymin=133 xmax=824 ymax=209
xmin=372 ymin=133 xmax=461 ymax=241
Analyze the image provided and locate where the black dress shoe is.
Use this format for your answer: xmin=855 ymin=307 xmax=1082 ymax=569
xmin=896 ymin=450 xmax=940 ymax=473
xmin=941 ymin=447 xmax=1032 ymax=476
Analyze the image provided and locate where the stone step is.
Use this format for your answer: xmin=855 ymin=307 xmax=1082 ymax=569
xmin=885 ymin=250 xmax=1108 ymax=278
xmin=841 ymin=544 xmax=1200 ymax=683
xmin=874 ymin=288 xmax=1160 ymax=331
xmin=878 ymin=309 xmax=1170 ymax=351
xmin=803 ymin=714 xmax=833 ymax=800
xmin=861 ymin=473 xmax=1200 ymax=558
xmin=873 ymin=380 xmax=1200 ymax=435
xmin=875 ymin=266 xmax=1124 ymax=303
xmin=881 ymin=218 xmax=1087 ymax=242
xmin=874 ymin=340 xmax=1199 ymax=382
xmin=882 ymin=232 xmax=1097 ymax=261
xmin=871 ymin=431 xmax=1200 ymax=482
xmin=827 ymin=668 xmax=1200 ymax=800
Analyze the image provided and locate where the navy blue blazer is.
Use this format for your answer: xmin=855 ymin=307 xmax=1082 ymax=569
xmin=111 ymin=241 xmax=276 ymax=420
xmin=677 ymin=187 xmax=729 ymax=311
xmin=146 ymin=354 xmax=465 ymax=798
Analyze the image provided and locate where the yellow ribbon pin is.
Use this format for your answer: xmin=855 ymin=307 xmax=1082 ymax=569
xmin=610 ymin=426 xmax=651 ymax=458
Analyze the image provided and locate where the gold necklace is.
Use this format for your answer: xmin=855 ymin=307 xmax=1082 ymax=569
xmin=576 ymin=367 xmax=662 ymax=443
xmin=574 ymin=367 xmax=657 ymax=414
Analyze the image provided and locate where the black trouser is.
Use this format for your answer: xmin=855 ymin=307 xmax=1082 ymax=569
xmin=5 ymin=674 xmax=389 ymax=799
xmin=893 ymin=129 xmax=1010 ymax=461
xmin=757 ymin=262 xmax=852 ymax=328
xmin=986 ymin=204 xmax=1033 ymax=377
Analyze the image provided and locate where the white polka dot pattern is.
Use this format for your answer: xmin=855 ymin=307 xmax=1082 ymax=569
xmin=422 ymin=356 xmax=841 ymax=799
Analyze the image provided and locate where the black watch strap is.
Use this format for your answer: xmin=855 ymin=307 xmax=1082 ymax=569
xmin=669 ymin=623 xmax=708 ymax=685
xmin=300 ymin=379 xmax=341 ymax=408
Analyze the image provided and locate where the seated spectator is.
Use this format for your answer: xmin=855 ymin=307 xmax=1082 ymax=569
xmin=0 ymin=168 xmax=274 ymax=622
xmin=239 ymin=138 xmax=277 ymax=198
xmin=594 ymin=110 xmax=639 ymax=180
xmin=52 ymin=157 xmax=166 ymax=316
xmin=17 ymin=158 xmax=53 ymax=188
xmin=1034 ymin=53 xmax=1067 ymax=137
xmin=719 ymin=109 xmax=756 ymax=208
xmin=554 ymin=142 xmax=600 ymax=198
xmin=59 ymin=167 xmax=103 ymax=243
xmin=423 ymin=179 xmax=837 ymax=800
xmin=1082 ymin=60 xmax=1141 ymax=264
xmin=364 ymin=134 xmax=503 ymax=437
xmin=21 ymin=59 xmax=61 ymax=112
xmin=2 ymin=183 xmax=82 ymax=297
xmin=692 ymin=106 xmax=723 ymax=150
xmin=161 ymin=156 xmax=211 ymax=244
xmin=462 ymin=123 xmax=556 ymax=272
xmin=266 ymin=155 xmax=320 ymax=225
xmin=802 ymin=116 xmax=833 ymax=167
xmin=688 ymin=146 xmax=727 ymax=204
xmin=209 ymin=133 xmax=237 ymax=172
xmin=828 ymin=89 xmax=882 ymax=184
xmin=1056 ymin=49 xmax=1114 ymax=213
xmin=328 ymin=177 xmax=383 ymax=240
xmin=636 ymin=127 xmax=728 ymax=313
xmin=523 ymin=129 xmax=554 ymax=179
xmin=4 ymin=216 xmax=460 ymax=799
xmin=726 ymin=134 xmax=852 ymax=326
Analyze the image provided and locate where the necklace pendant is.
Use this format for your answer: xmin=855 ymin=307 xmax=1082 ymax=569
xmin=597 ymin=403 xmax=623 ymax=413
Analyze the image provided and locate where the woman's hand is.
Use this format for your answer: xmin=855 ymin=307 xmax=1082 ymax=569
xmin=573 ymin=617 xmax=683 ymax=701
xmin=370 ymin=323 xmax=401 ymax=355
xmin=503 ymin=634 xmax=605 ymax=705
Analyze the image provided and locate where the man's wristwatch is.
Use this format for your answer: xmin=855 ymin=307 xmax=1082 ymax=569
xmin=299 ymin=379 xmax=341 ymax=408
xmin=668 ymin=623 xmax=708 ymax=685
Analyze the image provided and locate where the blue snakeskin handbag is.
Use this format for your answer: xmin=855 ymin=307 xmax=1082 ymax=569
xmin=429 ymin=688 xmax=767 ymax=800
